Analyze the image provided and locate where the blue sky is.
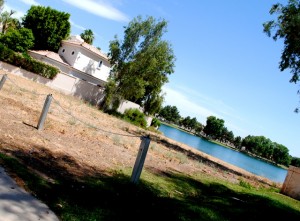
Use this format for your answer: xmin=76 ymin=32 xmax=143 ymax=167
xmin=5 ymin=0 xmax=300 ymax=157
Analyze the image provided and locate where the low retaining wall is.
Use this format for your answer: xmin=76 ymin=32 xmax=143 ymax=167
xmin=117 ymin=100 xmax=143 ymax=114
xmin=0 ymin=61 xmax=105 ymax=105
xmin=281 ymin=166 xmax=300 ymax=200
xmin=1 ymin=61 xmax=153 ymax=126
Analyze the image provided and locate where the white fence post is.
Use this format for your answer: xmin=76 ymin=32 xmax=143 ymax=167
xmin=0 ymin=74 xmax=8 ymax=90
xmin=37 ymin=94 xmax=53 ymax=130
xmin=130 ymin=136 xmax=151 ymax=184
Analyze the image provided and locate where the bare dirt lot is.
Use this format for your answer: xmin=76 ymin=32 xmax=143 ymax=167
xmin=0 ymin=70 xmax=279 ymax=189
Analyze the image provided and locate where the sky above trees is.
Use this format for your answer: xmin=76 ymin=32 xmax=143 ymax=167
xmin=5 ymin=0 xmax=300 ymax=157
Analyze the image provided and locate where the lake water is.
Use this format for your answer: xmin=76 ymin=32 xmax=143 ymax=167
xmin=158 ymin=124 xmax=288 ymax=183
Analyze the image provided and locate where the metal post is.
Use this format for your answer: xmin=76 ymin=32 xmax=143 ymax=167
xmin=37 ymin=94 xmax=53 ymax=130
xmin=0 ymin=74 xmax=8 ymax=90
xmin=130 ymin=136 xmax=151 ymax=184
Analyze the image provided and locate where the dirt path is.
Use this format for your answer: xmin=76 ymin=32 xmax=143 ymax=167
xmin=0 ymin=71 xmax=279 ymax=189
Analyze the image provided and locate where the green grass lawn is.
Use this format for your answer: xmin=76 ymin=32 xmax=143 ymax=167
xmin=0 ymin=152 xmax=300 ymax=221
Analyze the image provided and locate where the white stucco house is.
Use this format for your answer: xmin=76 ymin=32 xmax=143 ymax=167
xmin=28 ymin=35 xmax=111 ymax=87
xmin=27 ymin=35 xmax=152 ymax=125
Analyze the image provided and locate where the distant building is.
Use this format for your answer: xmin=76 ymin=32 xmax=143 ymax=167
xmin=28 ymin=35 xmax=111 ymax=87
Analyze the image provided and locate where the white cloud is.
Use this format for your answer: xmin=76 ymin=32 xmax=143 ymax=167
xmin=162 ymin=84 xmax=250 ymax=137
xmin=3 ymin=4 xmax=25 ymax=19
xmin=20 ymin=0 xmax=40 ymax=6
xmin=70 ymin=19 xmax=86 ymax=31
xmin=62 ymin=0 xmax=129 ymax=22
xmin=162 ymin=86 xmax=217 ymax=122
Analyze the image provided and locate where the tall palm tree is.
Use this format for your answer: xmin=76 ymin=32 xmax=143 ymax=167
xmin=0 ymin=10 xmax=19 ymax=34
xmin=80 ymin=29 xmax=94 ymax=45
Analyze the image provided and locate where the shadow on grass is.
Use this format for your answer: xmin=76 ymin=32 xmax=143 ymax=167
xmin=0 ymin=145 xmax=299 ymax=221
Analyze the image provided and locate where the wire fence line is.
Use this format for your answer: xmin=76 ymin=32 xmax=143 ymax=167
xmin=2 ymin=74 xmax=142 ymax=138
xmin=6 ymin=76 xmax=48 ymax=96
xmin=0 ymin=100 xmax=98 ymax=167
xmin=1 ymin=73 xmax=152 ymax=184
xmin=52 ymin=97 xmax=141 ymax=138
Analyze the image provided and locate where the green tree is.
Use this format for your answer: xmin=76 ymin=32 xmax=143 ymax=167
xmin=80 ymin=29 xmax=94 ymax=45
xmin=22 ymin=5 xmax=70 ymax=51
xmin=221 ymin=127 xmax=234 ymax=144
xmin=180 ymin=116 xmax=191 ymax=129
xmin=180 ymin=116 xmax=198 ymax=131
xmin=0 ymin=10 xmax=20 ymax=34
xmin=242 ymin=135 xmax=274 ymax=159
xmin=107 ymin=16 xmax=175 ymax=115
xmin=195 ymin=122 xmax=203 ymax=135
xmin=0 ymin=0 xmax=3 ymax=13
xmin=263 ymin=0 xmax=300 ymax=110
xmin=151 ymin=118 xmax=161 ymax=128
xmin=242 ymin=135 xmax=291 ymax=165
xmin=158 ymin=105 xmax=180 ymax=124
xmin=273 ymin=143 xmax=291 ymax=166
xmin=143 ymin=92 xmax=164 ymax=116
xmin=233 ymin=136 xmax=242 ymax=149
xmin=0 ymin=28 xmax=34 ymax=52
xmin=203 ymin=116 xmax=225 ymax=140
xmin=291 ymin=157 xmax=300 ymax=167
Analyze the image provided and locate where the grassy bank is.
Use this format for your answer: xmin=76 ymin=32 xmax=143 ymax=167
xmin=1 ymin=152 xmax=299 ymax=221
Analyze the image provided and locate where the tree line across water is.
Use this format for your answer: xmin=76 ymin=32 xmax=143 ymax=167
xmin=158 ymin=105 xmax=300 ymax=168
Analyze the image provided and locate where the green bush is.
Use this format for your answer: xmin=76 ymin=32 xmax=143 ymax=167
xmin=0 ymin=43 xmax=59 ymax=79
xmin=151 ymin=118 xmax=161 ymax=128
xmin=123 ymin=108 xmax=147 ymax=128
xmin=0 ymin=28 xmax=34 ymax=53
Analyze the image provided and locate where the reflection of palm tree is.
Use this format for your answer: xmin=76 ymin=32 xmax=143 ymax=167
xmin=80 ymin=29 xmax=94 ymax=45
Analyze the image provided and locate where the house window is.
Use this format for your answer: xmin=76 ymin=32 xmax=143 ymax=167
xmin=97 ymin=60 xmax=103 ymax=69
xmin=62 ymin=49 xmax=65 ymax=53
xmin=71 ymin=51 xmax=75 ymax=55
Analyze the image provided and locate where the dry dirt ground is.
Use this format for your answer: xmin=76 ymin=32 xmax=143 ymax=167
xmin=0 ymin=70 xmax=279 ymax=190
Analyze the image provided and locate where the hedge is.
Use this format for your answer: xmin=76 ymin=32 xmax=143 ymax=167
xmin=124 ymin=108 xmax=147 ymax=128
xmin=0 ymin=43 xmax=59 ymax=79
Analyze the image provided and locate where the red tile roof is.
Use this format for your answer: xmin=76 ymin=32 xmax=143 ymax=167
xmin=28 ymin=50 xmax=70 ymax=66
xmin=61 ymin=40 xmax=108 ymax=60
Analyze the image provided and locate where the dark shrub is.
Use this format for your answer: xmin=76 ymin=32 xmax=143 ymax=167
xmin=0 ymin=43 xmax=59 ymax=79
xmin=124 ymin=108 xmax=147 ymax=128
xmin=151 ymin=118 xmax=161 ymax=128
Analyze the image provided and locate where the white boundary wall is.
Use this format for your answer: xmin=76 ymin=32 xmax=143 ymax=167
xmin=281 ymin=166 xmax=300 ymax=200
xmin=117 ymin=100 xmax=143 ymax=114
xmin=0 ymin=61 xmax=105 ymax=105
xmin=1 ymin=61 xmax=153 ymax=126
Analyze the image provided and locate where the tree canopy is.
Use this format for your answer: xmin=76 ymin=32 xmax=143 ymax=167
xmin=0 ymin=28 xmax=34 ymax=52
xmin=203 ymin=116 xmax=225 ymax=140
xmin=291 ymin=157 xmax=300 ymax=167
xmin=179 ymin=116 xmax=198 ymax=131
xmin=242 ymin=135 xmax=291 ymax=166
xmin=80 ymin=29 xmax=94 ymax=45
xmin=0 ymin=10 xmax=20 ymax=34
xmin=158 ymin=105 xmax=180 ymax=124
xmin=22 ymin=5 xmax=70 ymax=51
xmin=263 ymin=0 xmax=300 ymax=110
xmin=106 ymin=16 xmax=176 ymax=115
